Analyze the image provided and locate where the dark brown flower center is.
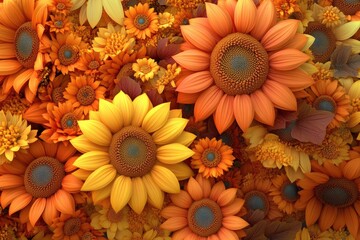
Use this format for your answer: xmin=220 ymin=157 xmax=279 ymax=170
xmin=77 ymin=86 xmax=96 ymax=106
xmin=244 ymin=190 xmax=270 ymax=216
xmin=313 ymin=95 xmax=337 ymax=113
xmin=88 ymin=60 xmax=100 ymax=70
xmin=61 ymin=112 xmax=78 ymax=129
xmin=63 ymin=217 xmax=82 ymax=236
xmin=52 ymin=87 xmax=65 ymax=104
xmin=58 ymin=45 xmax=79 ymax=66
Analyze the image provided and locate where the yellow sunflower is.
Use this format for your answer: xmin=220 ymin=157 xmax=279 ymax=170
xmin=70 ymin=91 xmax=196 ymax=214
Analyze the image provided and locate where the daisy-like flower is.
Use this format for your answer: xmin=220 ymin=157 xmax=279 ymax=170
xmin=49 ymin=33 xmax=87 ymax=75
xmin=63 ymin=75 xmax=106 ymax=116
xmin=70 ymin=91 xmax=196 ymax=214
xmin=317 ymin=5 xmax=346 ymax=28
xmin=71 ymin=0 xmax=124 ymax=28
xmin=191 ymin=137 xmax=235 ymax=178
xmin=77 ymin=50 xmax=102 ymax=75
xmin=0 ymin=0 xmax=51 ymax=102
xmin=155 ymin=63 xmax=181 ymax=94
xmin=174 ymin=0 xmax=314 ymax=133
xmin=124 ymin=3 xmax=159 ymax=40
xmin=173 ymin=9 xmax=193 ymax=32
xmin=160 ymin=175 xmax=249 ymax=239
xmin=0 ymin=111 xmax=37 ymax=164
xmin=48 ymin=0 xmax=73 ymax=15
xmin=0 ymin=141 xmax=82 ymax=226
xmin=307 ymin=79 xmax=351 ymax=129
xmin=158 ymin=12 xmax=175 ymax=29
xmin=40 ymin=101 xmax=84 ymax=144
xmin=92 ymin=23 xmax=136 ymax=60
xmin=295 ymin=160 xmax=360 ymax=238
xmin=132 ymin=58 xmax=160 ymax=82
xmin=47 ymin=14 xmax=72 ymax=34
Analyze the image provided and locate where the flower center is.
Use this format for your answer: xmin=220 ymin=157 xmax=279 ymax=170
xmin=188 ymin=199 xmax=223 ymax=237
xmin=315 ymin=178 xmax=358 ymax=208
xmin=63 ymin=217 xmax=82 ymax=236
xmin=58 ymin=45 xmax=79 ymax=66
xmin=81 ymin=232 xmax=96 ymax=240
xmin=88 ymin=60 xmax=100 ymax=70
xmin=52 ymin=87 xmax=65 ymax=104
xmin=61 ymin=112 xmax=78 ymax=129
xmin=24 ymin=157 xmax=65 ymax=198
xmin=244 ymin=191 xmax=270 ymax=215
xmin=140 ymin=65 xmax=152 ymax=74
xmin=109 ymin=126 xmax=156 ymax=177
xmin=0 ymin=124 xmax=20 ymax=150
xmin=281 ymin=182 xmax=299 ymax=202
xmin=134 ymin=15 xmax=150 ymax=30
xmin=210 ymin=33 xmax=269 ymax=96
xmin=14 ymin=22 xmax=40 ymax=68
xmin=76 ymin=86 xmax=96 ymax=106
xmin=107 ymin=207 xmax=123 ymax=223
xmin=56 ymin=3 xmax=66 ymax=10
xmin=313 ymin=95 xmax=336 ymax=113
xmin=201 ymin=149 xmax=222 ymax=167
xmin=305 ymin=22 xmax=336 ymax=63
xmin=332 ymin=0 xmax=360 ymax=15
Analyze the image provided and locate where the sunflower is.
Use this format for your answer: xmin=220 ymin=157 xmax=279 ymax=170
xmin=40 ymin=101 xmax=84 ymax=144
xmin=307 ymin=79 xmax=351 ymax=129
xmin=63 ymin=75 xmax=106 ymax=116
xmin=0 ymin=0 xmax=51 ymax=102
xmin=124 ymin=3 xmax=159 ymax=40
xmin=48 ymin=0 xmax=73 ymax=15
xmin=77 ymin=50 xmax=103 ymax=75
xmin=132 ymin=58 xmax=160 ymax=82
xmin=0 ymin=111 xmax=37 ymax=164
xmin=191 ymin=137 xmax=235 ymax=178
xmin=0 ymin=141 xmax=82 ymax=226
xmin=70 ymin=91 xmax=196 ymax=214
xmin=49 ymin=33 xmax=87 ymax=75
xmin=160 ymin=175 xmax=249 ymax=239
xmin=47 ymin=13 xmax=72 ymax=34
xmin=295 ymin=160 xmax=360 ymax=237
xmin=174 ymin=0 xmax=314 ymax=133
xmin=71 ymin=0 xmax=124 ymax=28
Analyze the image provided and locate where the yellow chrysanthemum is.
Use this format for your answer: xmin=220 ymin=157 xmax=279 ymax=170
xmin=132 ymin=58 xmax=160 ymax=82
xmin=158 ymin=12 xmax=175 ymax=29
xmin=71 ymin=91 xmax=196 ymax=214
xmin=0 ymin=111 xmax=37 ymax=164
xmin=154 ymin=63 xmax=181 ymax=94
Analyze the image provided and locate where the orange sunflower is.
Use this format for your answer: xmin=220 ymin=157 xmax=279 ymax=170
xmin=295 ymin=160 xmax=360 ymax=238
xmin=124 ymin=3 xmax=159 ymax=40
xmin=0 ymin=141 xmax=82 ymax=226
xmin=160 ymin=175 xmax=248 ymax=239
xmin=0 ymin=0 xmax=51 ymax=102
xmin=174 ymin=0 xmax=314 ymax=133
xmin=40 ymin=101 xmax=84 ymax=144
xmin=77 ymin=50 xmax=103 ymax=75
xmin=191 ymin=137 xmax=235 ymax=178
xmin=307 ymin=79 xmax=351 ymax=129
xmin=63 ymin=75 xmax=106 ymax=115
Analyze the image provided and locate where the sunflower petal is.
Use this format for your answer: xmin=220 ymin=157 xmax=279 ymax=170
xmin=132 ymin=93 xmax=152 ymax=127
xmin=129 ymin=177 xmax=147 ymax=214
xmin=142 ymin=102 xmax=170 ymax=133
xmin=150 ymin=165 xmax=180 ymax=194
xmin=102 ymin=0 xmax=124 ymax=25
xmin=98 ymin=99 xmax=123 ymax=133
xmin=142 ymin=174 xmax=164 ymax=209
xmin=87 ymin=0 xmax=102 ymax=28
xmin=78 ymin=120 xmax=112 ymax=146
xmin=111 ymin=175 xmax=133 ymax=213
xmin=81 ymin=164 xmax=117 ymax=191
xmin=113 ymin=91 xmax=134 ymax=127
xmin=29 ymin=198 xmax=46 ymax=226
xmin=73 ymin=151 xmax=110 ymax=171
xmin=152 ymin=118 xmax=188 ymax=145
xmin=157 ymin=143 xmax=194 ymax=164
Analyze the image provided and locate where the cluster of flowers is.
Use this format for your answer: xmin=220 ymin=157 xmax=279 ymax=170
xmin=0 ymin=0 xmax=360 ymax=239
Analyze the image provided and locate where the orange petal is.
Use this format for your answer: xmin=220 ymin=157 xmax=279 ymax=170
xmin=283 ymin=33 xmax=308 ymax=50
xmin=268 ymin=68 xmax=313 ymax=91
xmin=217 ymin=188 xmax=237 ymax=207
xmin=0 ymin=24 xmax=16 ymax=42
xmin=56 ymin=142 xmax=77 ymax=162
xmin=172 ymin=227 xmax=193 ymax=240
xmin=222 ymin=216 xmax=249 ymax=230
xmin=1 ymin=187 xmax=26 ymax=208
xmin=214 ymin=95 xmax=235 ymax=134
xmin=318 ymin=204 xmax=337 ymax=231
xmin=345 ymin=206 xmax=359 ymax=237
xmin=250 ymin=90 xmax=275 ymax=126
xmin=269 ymin=49 xmax=310 ymax=71
xmin=42 ymin=196 xmax=59 ymax=226
xmin=233 ymin=0 xmax=256 ymax=33
xmin=262 ymin=80 xmax=297 ymax=111
xmin=250 ymin=0 xmax=276 ymax=40
xmin=172 ymin=49 xmax=210 ymax=72
xmin=261 ymin=19 xmax=299 ymax=51
xmin=210 ymin=181 xmax=226 ymax=202
xmin=233 ymin=94 xmax=254 ymax=132
xmin=176 ymin=71 xmax=214 ymax=93
xmin=181 ymin=25 xmax=219 ymax=52
xmin=29 ymin=198 xmax=46 ymax=226
xmin=221 ymin=198 xmax=245 ymax=216
xmin=0 ymin=43 xmax=15 ymax=59
xmin=61 ymin=174 xmax=83 ymax=193
xmin=0 ymin=174 xmax=24 ymax=189
xmin=194 ymin=85 xmax=223 ymax=121
xmin=333 ymin=208 xmax=345 ymax=230
xmin=305 ymin=197 xmax=322 ymax=226
xmin=160 ymin=217 xmax=188 ymax=231
xmin=28 ymin=140 xmax=46 ymax=158
xmin=343 ymin=158 xmax=360 ymax=180
xmin=54 ymin=189 xmax=75 ymax=215
xmin=9 ymin=193 xmax=32 ymax=215
xmin=186 ymin=177 xmax=203 ymax=201
xmin=170 ymin=190 xmax=193 ymax=209
xmin=195 ymin=174 xmax=211 ymax=198
xmin=217 ymin=227 xmax=240 ymax=240
xmin=205 ymin=2 xmax=233 ymax=37
xmin=161 ymin=206 xmax=188 ymax=219
xmin=305 ymin=172 xmax=329 ymax=184
xmin=177 ymin=92 xmax=201 ymax=104
xmin=13 ymin=69 xmax=33 ymax=93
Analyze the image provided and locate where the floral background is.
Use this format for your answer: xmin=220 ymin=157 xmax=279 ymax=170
xmin=0 ymin=0 xmax=359 ymax=239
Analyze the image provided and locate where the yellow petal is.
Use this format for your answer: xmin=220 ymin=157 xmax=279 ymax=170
xmin=89 ymin=110 xmax=101 ymax=121
xmin=99 ymin=99 xmax=123 ymax=133
xmin=92 ymin=183 xmax=113 ymax=204
xmin=72 ymin=169 xmax=92 ymax=181
xmin=173 ymin=131 xmax=197 ymax=147
xmin=111 ymin=175 xmax=132 ymax=212
xmin=142 ymin=102 xmax=170 ymax=133
xmin=87 ymin=0 xmax=102 ymax=28
xmin=349 ymin=81 xmax=360 ymax=99
xmin=78 ymin=120 xmax=112 ymax=146
xmin=131 ymin=93 xmax=152 ymax=127
xmin=129 ymin=177 xmax=147 ymax=214
xmin=81 ymin=164 xmax=116 ymax=191
xmin=73 ymin=151 xmax=110 ymax=171
xmin=102 ymin=0 xmax=124 ymax=25
xmin=142 ymin=174 xmax=164 ymax=209
xmin=169 ymin=109 xmax=182 ymax=118
xmin=333 ymin=21 xmax=360 ymax=41
xmin=157 ymin=143 xmax=194 ymax=164
xmin=70 ymin=135 xmax=109 ymax=153
xmin=113 ymin=91 xmax=134 ymax=127
xmin=157 ymin=162 xmax=193 ymax=181
xmin=152 ymin=118 xmax=188 ymax=145
xmin=150 ymin=165 xmax=180 ymax=194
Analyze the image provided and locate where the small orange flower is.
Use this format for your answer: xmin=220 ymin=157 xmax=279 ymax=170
xmin=48 ymin=0 xmax=73 ymax=15
xmin=191 ymin=137 xmax=235 ymax=178
xmin=47 ymin=14 xmax=72 ymax=34
xmin=77 ymin=50 xmax=103 ymax=76
xmin=63 ymin=75 xmax=106 ymax=115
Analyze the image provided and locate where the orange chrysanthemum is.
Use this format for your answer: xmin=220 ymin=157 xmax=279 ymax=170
xmin=307 ymin=79 xmax=351 ymax=129
xmin=174 ymin=0 xmax=314 ymax=133
xmin=295 ymin=160 xmax=360 ymax=238
xmin=0 ymin=0 xmax=51 ymax=102
xmin=161 ymin=175 xmax=248 ymax=239
xmin=77 ymin=50 xmax=103 ymax=76
xmin=48 ymin=0 xmax=73 ymax=15
xmin=0 ymin=141 xmax=82 ymax=227
xmin=191 ymin=137 xmax=235 ymax=178
xmin=40 ymin=101 xmax=84 ymax=144
xmin=47 ymin=14 xmax=72 ymax=34
xmin=124 ymin=3 xmax=159 ymax=40
xmin=63 ymin=75 xmax=106 ymax=115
